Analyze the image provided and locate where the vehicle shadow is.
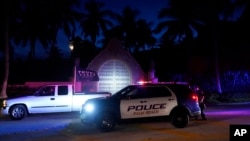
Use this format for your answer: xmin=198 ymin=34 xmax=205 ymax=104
xmin=0 ymin=115 xmax=11 ymax=121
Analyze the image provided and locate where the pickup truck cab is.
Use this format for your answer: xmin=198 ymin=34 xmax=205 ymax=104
xmin=80 ymin=82 xmax=201 ymax=132
xmin=1 ymin=84 xmax=111 ymax=120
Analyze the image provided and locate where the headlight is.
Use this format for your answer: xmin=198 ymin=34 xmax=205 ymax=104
xmin=3 ymin=100 xmax=7 ymax=108
xmin=84 ymin=103 xmax=95 ymax=113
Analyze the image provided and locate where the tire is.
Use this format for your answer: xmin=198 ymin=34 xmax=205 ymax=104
xmin=171 ymin=112 xmax=189 ymax=128
xmin=97 ymin=112 xmax=116 ymax=132
xmin=9 ymin=105 xmax=27 ymax=120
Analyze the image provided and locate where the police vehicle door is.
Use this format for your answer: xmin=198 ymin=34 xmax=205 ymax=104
xmin=120 ymin=86 xmax=177 ymax=119
xmin=145 ymin=86 xmax=178 ymax=116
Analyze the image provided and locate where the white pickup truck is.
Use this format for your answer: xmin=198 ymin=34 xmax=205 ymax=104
xmin=1 ymin=84 xmax=111 ymax=120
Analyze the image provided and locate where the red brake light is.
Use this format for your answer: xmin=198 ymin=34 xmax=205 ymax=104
xmin=192 ymin=95 xmax=198 ymax=102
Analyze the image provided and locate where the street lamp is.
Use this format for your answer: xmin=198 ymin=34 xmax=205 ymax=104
xmin=69 ymin=40 xmax=74 ymax=51
xmin=69 ymin=40 xmax=76 ymax=93
xmin=69 ymin=36 xmax=83 ymax=93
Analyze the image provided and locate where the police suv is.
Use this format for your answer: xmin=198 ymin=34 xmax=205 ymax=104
xmin=80 ymin=82 xmax=201 ymax=132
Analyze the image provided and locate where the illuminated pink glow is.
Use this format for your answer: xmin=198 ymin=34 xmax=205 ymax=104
xmin=206 ymin=110 xmax=250 ymax=116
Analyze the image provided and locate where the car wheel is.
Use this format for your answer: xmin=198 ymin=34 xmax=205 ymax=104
xmin=171 ymin=112 xmax=189 ymax=128
xmin=9 ymin=105 xmax=27 ymax=120
xmin=97 ymin=112 xmax=115 ymax=132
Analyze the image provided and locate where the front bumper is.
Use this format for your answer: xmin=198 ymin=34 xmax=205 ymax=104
xmin=1 ymin=106 xmax=9 ymax=116
xmin=80 ymin=111 xmax=96 ymax=125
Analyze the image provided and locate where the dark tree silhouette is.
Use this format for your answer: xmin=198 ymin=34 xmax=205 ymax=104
xmin=43 ymin=0 xmax=82 ymax=46
xmin=1 ymin=0 xmax=81 ymax=98
xmin=105 ymin=6 xmax=156 ymax=53
xmin=155 ymin=0 xmax=205 ymax=46
xmin=47 ymin=46 xmax=64 ymax=61
xmin=79 ymin=0 xmax=115 ymax=46
xmin=113 ymin=6 xmax=140 ymax=52
xmin=238 ymin=1 xmax=250 ymax=45
xmin=0 ymin=0 xmax=22 ymax=98
xmin=134 ymin=19 xmax=156 ymax=52
xmin=154 ymin=0 xmax=207 ymax=81
xmin=200 ymin=0 xmax=244 ymax=94
xmin=155 ymin=0 xmax=243 ymax=94
xmin=12 ymin=0 xmax=80 ymax=60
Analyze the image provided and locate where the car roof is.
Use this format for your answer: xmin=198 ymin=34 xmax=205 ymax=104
xmin=136 ymin=81 xmax=189 ymax=85
xmin=132 ymin=82 xmax=194 ymax=96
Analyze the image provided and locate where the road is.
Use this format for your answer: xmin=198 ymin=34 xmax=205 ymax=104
xmin=1 ymin=103 xmax=250 ymax=141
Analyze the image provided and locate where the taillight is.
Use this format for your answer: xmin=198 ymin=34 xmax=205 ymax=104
xmin=191 ymin=94 xmax=198 ymax=102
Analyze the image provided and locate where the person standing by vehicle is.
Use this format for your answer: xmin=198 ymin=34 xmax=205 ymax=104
xmin=198 ymin=91 xmax=207 ymax=120
xmin=194 ymin=86 xmax=207 ymax=120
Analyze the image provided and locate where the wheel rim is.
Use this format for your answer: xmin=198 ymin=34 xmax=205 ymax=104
xmin=98 ymin=114 xmax=115 ymax=131
xmin=172 ymin=114 xmax=188 ymax=127
xmin=12 ymin=107 xmax=25 ymax=118
xmin=101 ymin=115 xmax=114 ymax=128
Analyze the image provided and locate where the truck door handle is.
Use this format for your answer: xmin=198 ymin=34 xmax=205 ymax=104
xmin=140 ymin=101 xmax=147 ymax=103
xmin=168 ymin=98 xmax=174 ymax=101
xmin=50 ymin=98 xmax=55 ymax=100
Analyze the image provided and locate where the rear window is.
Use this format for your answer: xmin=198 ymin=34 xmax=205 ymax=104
xmin=139 ymin=86 xmax=172 ymax=98
xmin=58 ymin=86 xmax=68 ymax=95
xmin=167 ymin=84 xmax=193 ymax=97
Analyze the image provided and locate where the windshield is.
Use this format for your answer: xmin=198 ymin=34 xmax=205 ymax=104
xmin=111 ymin=85 xmax=136 ymax=98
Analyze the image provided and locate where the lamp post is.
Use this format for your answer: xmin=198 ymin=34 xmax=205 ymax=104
xmin=69 ymin=41 xmax=81 ymax=93
xmin=69 ymin=36 xmax=83 ymax=93
xmin=69 ymin=41 xmax=74 ymax=51
xmin=69 ymin=40 xmax=76 ymax=93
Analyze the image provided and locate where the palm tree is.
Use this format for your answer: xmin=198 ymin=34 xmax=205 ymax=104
xmin=13 ymin=0 xmax=81 ymax=60
xmin=1 ymin=0 xmax=81 ymax=99
xmin=0 ymin=0 xmax=9 ymax=99
xmin=154 ymin=0 xmax=205 ymax=46
xmin=47 ymin=46 xmax=64 ymax=61
xmin=102 ymin=26 xmax=124 ymax=47
xmin=13 ymin=0 xmax=52 ymax=60
xmin=44 ymin=0 xmax=82 ymax=46
xmin=114 ymin=6 xmax=140 ymax=52
xmin=79 ymin=0 xmax=115 ymax=46
xmin=134 ymin=19 xmax=157 ymax=52
xmin=237 ymin=1 xmax=250 ymax=45
xmin=104 ymin=19 xmax=156 ymax=53
xmin=154 ymin=0 xmax=206 ymax=83
xmin=200 ymin=0 xmax=245 ymax=94
xmin=103 ymin=6 xmax=156 ymax=53
xmin=0 ymin=0 xmax=22 ymax=99
xmin=155 ymin=0 xmax=241 ymax=94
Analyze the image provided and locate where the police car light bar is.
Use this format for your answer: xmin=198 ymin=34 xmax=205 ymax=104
xmin=137 ymin=81 xmax=152 ymax=85
xmin=137 ymin=81 xmax=189 ymax=85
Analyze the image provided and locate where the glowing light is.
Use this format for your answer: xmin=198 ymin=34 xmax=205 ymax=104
xmin=136 ymin=81 xmax=189 ymax=85
xmin=69 ymin=43 xmax=74 ymax=51
xmin=84 ymin=103 xmax=95 ymax=113
xmin=3 ymin=100 xmax=7 ymax=108
xmin=192 ymin=95 xmax=198 ymax=102
xmin=137 ymin=81 xmax=152 ymax=85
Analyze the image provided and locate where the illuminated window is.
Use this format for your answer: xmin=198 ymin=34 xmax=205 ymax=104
xmin=98 ymin=60 xmax=130 ymax=94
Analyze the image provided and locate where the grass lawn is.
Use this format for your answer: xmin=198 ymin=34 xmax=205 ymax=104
xmin=206 ymin=92 xmax=250 ymax=104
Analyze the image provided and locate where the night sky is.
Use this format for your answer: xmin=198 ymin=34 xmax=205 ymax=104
xmin=2 ymin=0 xmax=245 ymax=60
xmin=12 ymin=0 xmax=169 ymax=59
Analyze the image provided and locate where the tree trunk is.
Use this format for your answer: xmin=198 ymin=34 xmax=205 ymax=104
xmin=0 ymin=2 xmax=9 ymax=99
xmin=213 ymin=22 xmax=222 ymax=94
